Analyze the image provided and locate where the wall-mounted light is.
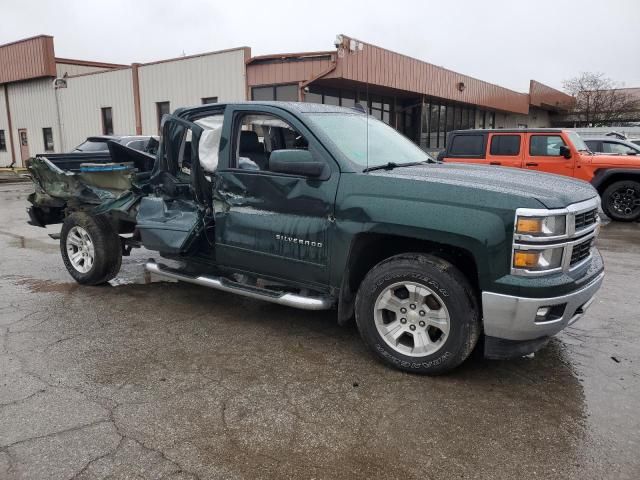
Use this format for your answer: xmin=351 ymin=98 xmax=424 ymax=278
xmin=52 ymin=78 xmax=67 ymax=89
xmin=457 ymin=82 xmax=466 ymax=92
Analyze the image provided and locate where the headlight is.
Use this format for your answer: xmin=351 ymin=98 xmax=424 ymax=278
xmin=513 ymin=247 xmax=564 ymax=271
xmin=515 ymin=215 xmax=566 ymax=237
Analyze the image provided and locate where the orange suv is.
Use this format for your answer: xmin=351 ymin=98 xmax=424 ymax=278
xmin=440 ymin=129 xmax=640 ymax=221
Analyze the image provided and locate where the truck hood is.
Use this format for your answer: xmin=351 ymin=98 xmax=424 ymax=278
xmin=369 ymin=163 xmax=597 ymax=209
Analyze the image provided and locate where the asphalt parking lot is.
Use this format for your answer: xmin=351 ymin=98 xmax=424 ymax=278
xmin=0 ymin=181 xmax=638 ymax=480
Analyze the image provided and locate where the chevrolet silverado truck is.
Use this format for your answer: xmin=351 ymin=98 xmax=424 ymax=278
xmin=25 ymin=102 xmax=604 ymax=374
xmin=439 ymin=128 xmax=640 ymax=222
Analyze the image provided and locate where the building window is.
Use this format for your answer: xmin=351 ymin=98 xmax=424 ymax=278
xmin=252 ymin=86 xmax=274 ymax=101
xmin=42 ymin=128 xmax=54 ymax=152
xmin=306 ymin=87 xmax=349 ymax=107
xmin=369 ymin=96 xmax=392 ymax=124
xmin=323 ymin=88 xmax=340 ymax=106
xmin=304 ymin=90 xmax=323 ymax=103
xmin=0 ymin=130 xmax=6 ymax=152
xmin=101 ymin=107 xmax=113 ymax=135
xmin=251 ymin=84 xmax=299 ymax=102
xmin=357 ymin=91 xmax=369 ymax=110
xmin=442 ymin=105 xmax=451 ymax=148
xmin=275 ymin=85 xmax=298 ymax=101
xmin=156 ymin=102 xmax=171 ymax=134
xmin=202 ymin=97 xmax=218 ymax=105
xmin=487 ymin=111 xmax=496 ymax=129
xmin=429 ymin=103 xmax=439 ymax=149
xmin=454 ymin=106 xmax=462 ymax=130
xmin=341 ymin=91 xmax=355 ymax=108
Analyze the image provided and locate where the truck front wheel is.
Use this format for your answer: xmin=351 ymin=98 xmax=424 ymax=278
xmin=602 ymin=180 xmax=640 ymax=222
xmin=60 ymin=212 xmax=122 ymax=285
xmin=355 ymin=253 xmax=480 ymax=374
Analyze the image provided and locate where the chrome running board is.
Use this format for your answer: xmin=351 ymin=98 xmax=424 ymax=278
xmin=145 ymin=261 xmax=333 ymax=311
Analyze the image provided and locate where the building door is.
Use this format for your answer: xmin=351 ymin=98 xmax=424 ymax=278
xmin=18 ymin=129 xmax=30 ymax=163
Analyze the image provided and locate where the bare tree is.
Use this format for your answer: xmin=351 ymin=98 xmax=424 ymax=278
xmin=563 ymin=72 xmax=640 ymax=126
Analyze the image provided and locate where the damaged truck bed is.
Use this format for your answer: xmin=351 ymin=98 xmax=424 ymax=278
xmin=27 ymin=142 xmax=154 ymax=228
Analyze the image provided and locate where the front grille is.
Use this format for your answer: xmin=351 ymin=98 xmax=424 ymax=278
xmin=570 ymin=238 xmax=593 ymax=266
xmin=574 ymin=209 xmax=598 ymax=231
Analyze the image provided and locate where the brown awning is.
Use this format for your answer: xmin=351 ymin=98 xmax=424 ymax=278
xmin=247 ymin=35 xmax=536 ymax=114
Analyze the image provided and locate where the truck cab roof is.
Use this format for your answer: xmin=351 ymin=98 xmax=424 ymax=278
xmin=174 ymin=101 xmax=363 ymax=118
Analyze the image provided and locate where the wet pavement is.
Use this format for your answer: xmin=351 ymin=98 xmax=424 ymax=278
xmin=0 ymin=181 xmax=638 ymax=479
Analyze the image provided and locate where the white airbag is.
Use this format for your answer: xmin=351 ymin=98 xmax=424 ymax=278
xmin=195 ymin=116 xmax=223 ymax=173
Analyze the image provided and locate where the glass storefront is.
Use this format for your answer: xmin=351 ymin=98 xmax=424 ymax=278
xmin=418 ymin=100 xmax=496 ymax=150
xmin=303 ymin=86 xmax=395 ymax=127
xmin=252 ymin=84 xmax=497 ymax=151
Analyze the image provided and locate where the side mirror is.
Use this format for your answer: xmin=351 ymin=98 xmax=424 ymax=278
xmin=269 ymin=149 xmax=324 ymax=178
xmin=559 ymin=145 xmax=572 ymax=159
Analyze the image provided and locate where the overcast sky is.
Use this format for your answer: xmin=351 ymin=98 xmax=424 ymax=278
xmin=2 ymin=0 xmax=639 ymax=92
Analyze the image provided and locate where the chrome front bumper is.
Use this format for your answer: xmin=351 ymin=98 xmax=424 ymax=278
xmin=482 ymin=272 xmax=604 ymax=341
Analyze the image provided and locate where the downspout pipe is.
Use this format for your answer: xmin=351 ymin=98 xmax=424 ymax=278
xmin=53 ymin=85 xmax=65 ymax=153
xmin=299 ymin=55 xmax=337 ymax=100
xmin=3 ymin=84 xmax=16 ymax=168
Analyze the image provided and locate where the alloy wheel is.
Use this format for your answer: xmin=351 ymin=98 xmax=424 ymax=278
xmin=611 ymin=187 xmax=640 ymax=217
xmin=374 ymin=281 xmax=450 ymax=357
xmin=66 ymin=226 xmax=95 ymax=273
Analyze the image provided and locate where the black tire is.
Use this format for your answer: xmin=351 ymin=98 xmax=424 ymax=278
xmin=355 ymin=253 xmax=480 ymax=375
xmin=601 ymin=180 xmax=640 ymax=222
xmin=60 ymin=212 xmax=122 ymax=285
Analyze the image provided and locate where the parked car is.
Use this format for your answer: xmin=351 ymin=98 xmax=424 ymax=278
xmin=439 ymin=128 xmax=640 ymax=222
xmin=72 ymin=135 xmax=158 ymax=153
xmin=583 ymin=137 xmax=640 ymax=156
xmin=25 ymin=102 xmax=604 ymax=374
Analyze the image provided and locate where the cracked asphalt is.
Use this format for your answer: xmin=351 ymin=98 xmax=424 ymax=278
xmin=0 ymin=182 xmax=639 ymax=480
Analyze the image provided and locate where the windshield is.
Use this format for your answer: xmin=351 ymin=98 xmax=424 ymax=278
xmin=307 ymin=113 xmax=433 ymax=169
xmin=567 ymin=131 xmax=589 ymax=151
xmin=73 ymin=140 xmax=109 ymax=152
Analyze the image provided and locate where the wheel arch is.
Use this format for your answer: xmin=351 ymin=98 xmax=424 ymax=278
xmin=337 ymin=232 xmax=481 ymax=325
xmin=591 ymin=168 xmax=640 ymax=194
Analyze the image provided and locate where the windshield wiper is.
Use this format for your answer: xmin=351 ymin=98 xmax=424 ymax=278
xmin=362 ymin=161 xmax=429 ymax=173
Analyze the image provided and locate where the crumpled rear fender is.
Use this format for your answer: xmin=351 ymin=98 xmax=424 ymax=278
xmin=26 ymin=156 xmax=141 ymax=226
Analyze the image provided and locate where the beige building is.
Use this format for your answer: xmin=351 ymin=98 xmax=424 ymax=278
xmin=0 ymin=36 xmax=249 ymax=167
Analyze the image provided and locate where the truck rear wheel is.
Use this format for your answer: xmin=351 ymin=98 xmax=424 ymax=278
xmin=60 ymin=212 xmax=122 ymax=285
xmin=355 ymin=253 xmax=480 ymax=375
xmin=602 ymin=180 xmax=640 ymax=222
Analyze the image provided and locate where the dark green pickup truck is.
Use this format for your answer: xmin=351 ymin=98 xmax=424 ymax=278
xmin=26 ymin=102 xmax=604 ymax=374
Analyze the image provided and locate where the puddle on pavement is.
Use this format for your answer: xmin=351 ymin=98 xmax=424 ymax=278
xmin=10 ymin=276 xmax=80 ymax=294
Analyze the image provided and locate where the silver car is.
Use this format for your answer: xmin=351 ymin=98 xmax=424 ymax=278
xmin=72 ymin=135 xmax=158 ymax=153
xmin=584 ymin=137 xmax=640 ymax=155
